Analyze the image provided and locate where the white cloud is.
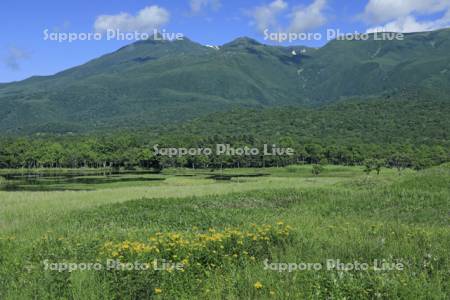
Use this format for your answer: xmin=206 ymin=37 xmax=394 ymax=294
xmin=190 ymin=0 xmax=221 ymax=13
xmin=367 ymin=13 xmax=450 ymax=33
xmin=250 ymin=0 xmax=288 ymax=33
xmin=94 ymin=5 xmax=170 ymax=33
xmin=363 ymin=0 xmax=450 ymax=24
xmin=363 ymin=0 xmax=450 ymax=33
xmin=249 ymin=0 xmax=327 ymax=34
xmin=4 ymin=47 xmax=30 ymax=71
xmin=289 ymin=0 xmax=327 ymax=32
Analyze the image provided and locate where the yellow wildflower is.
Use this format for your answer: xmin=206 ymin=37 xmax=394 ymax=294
xmin=254 ymin=281 xmax=263 ymax=289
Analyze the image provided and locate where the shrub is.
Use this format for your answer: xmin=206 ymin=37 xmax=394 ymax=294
xmin=312 ymin=165 xmax=324 ymax=176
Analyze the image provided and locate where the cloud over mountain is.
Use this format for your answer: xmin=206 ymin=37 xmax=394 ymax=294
xmin=189 ymin=0 xmax=221 ymax=13
xmin=363 ymin=0 xmax=450 ymax=33
xmin=94 ymin=5 xmax=170 ymax=33
xmin=4 ymin=47 xmax=30 ymax=71
xmin=249 ymin=0 xmax=288 ymax=33
xmin=249 ymin=0 xmax=328 ymax=35
xmin=289 ymin=0 xmax=327 ymax=32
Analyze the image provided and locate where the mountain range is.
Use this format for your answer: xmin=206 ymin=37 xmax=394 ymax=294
xmin=1 ymin=28 xmax=450 ymax=134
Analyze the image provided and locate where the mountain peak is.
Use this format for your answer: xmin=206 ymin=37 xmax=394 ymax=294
xmin=223 ymin=37 xmax=262 ymax=47
xmin=131 ymin=35 xmax=195 ymax=45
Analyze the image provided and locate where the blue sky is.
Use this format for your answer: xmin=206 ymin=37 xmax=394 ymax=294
xmin=1 ymin=0 xmax=450 ymax=83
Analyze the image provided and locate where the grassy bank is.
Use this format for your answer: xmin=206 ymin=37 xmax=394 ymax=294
xmin=0 ymin=165 xmax=448 ymax=299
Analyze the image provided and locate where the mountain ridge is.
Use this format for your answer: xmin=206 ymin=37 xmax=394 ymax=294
xmin=1 ymin=28 xmax=450 ymax=134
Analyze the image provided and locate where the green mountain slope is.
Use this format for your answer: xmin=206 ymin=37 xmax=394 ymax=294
xmin=162 ymin=97 xmax=450 ymax=146
xmin=1 ymin=29 xmax=450 ymax=134
xmin=298 ymin=29 xmax=450 ymax=102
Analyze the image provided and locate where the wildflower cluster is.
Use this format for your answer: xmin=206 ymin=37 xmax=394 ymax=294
xmin=101 ymin=223 xmax=293 ymax=271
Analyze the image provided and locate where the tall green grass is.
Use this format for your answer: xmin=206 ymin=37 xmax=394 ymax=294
xmin=0 ymin=165 xmax=448 ymax=299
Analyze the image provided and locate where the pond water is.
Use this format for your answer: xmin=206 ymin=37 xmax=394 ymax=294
xmin=208 ymin=173 xmax=269 ymax=181
xmin=0 ymin=170 xmax=164 ymax=192
xmin=0 ymin=170 xmax=271 ymax=191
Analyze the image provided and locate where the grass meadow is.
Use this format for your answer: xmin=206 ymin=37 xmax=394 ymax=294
xmin=0 ymin=165 xmax=449 ymax=299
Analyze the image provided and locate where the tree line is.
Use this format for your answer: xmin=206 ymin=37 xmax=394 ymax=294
xmin=0 ymin=134 xmax=448 ymax=171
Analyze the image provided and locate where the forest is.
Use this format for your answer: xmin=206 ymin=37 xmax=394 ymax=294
xmin=1 ymin=134 xmax=448 ymax=171
xmin=1 ymin=97 xmax=448 ymax=171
